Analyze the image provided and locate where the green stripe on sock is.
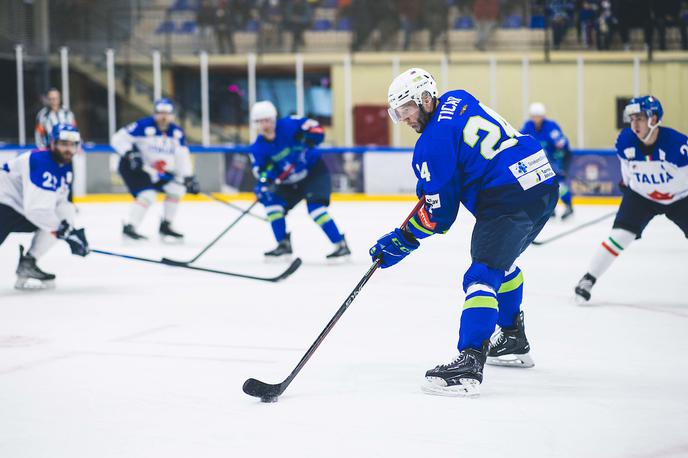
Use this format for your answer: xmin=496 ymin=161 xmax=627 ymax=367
xmin=409 ymin=216 xmax=434 ymax=236
xmin=463 ymin=295 xmax=499 ymax=310
xmin=315 ymin=214 xmax=331 ymax=226
xmin=498 ymin=271 xmax=524 ymax=293
xmin=267 ymin=212 xmax=284 ymax=222
xmin=608 ymin=237 xmax=624 ymax=251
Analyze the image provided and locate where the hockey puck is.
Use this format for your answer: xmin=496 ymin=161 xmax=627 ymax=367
xmin=260 ymin=396 xmax=278 ymax=403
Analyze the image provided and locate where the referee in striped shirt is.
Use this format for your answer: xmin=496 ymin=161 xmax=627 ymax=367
xmin=35 ymin=88 xmax=77 ymax=149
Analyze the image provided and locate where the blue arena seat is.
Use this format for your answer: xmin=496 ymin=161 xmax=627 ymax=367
xmin=454 ymin=16 xmax=474 ymax=30
xmin=312 ymin=19 xmax=332 ymax=31
xmin=245 ymin=19 xmax=259 ymax=32
xmin=502 ymin=14 xmax=523 ymax=29
xmin=335 ymin=17 xmax=351 ymax=31
xmin=178 ymin=20 xmax=197 ymax=34
xmin=155 ymin=20 xmax=176 ymax=34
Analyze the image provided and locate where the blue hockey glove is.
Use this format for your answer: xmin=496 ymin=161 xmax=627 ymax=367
xmin=369 ymin=228 xmax=419 ymax=269
xmin=184 ymin=176 xmax=200 ymax=194
xmin=122 ymin=149 xmax=143 ymax=172
xmin=56 ymin=220 xmax=90 ymax=257
xmin=254 ymin=179 xmax=276 ymax=205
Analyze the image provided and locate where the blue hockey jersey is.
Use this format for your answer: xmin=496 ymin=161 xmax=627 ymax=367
xmin=407 ymin=90 xmax=557 ymax=239
xmin=250 ymin=116 xmax=325 ymax=184
xmin=615 ymin=126 xmax=688 ymax=204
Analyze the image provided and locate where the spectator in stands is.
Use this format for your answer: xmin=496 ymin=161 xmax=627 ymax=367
xmin=578 ymin=1 xmax=599 ymax=48
xmin=398 ymin=0 xmax=422 ymax=50
xmin=473 ymin=0 xmax=500 ymax=51
xmin=257 ymin=0 xmax=284 ymax=53
xmin=215 ymin=1 xmax=236 ymax=54
xmin=548 ymin=0 xmax=574 ymax=49
xmin=595 ymin=0 xmax=615 ymax=50
xmin=197 ymin=0 xmax=217 ymax=51
xmin=35 ymin=88 xmax=77 ymax=149
xmin=350 ymin=0 xmax=398 ymax=51
xmin=613 ymin=0 xmax=652 ymax=50
xmin=285 ymin=0 xmax=314 ymax=52
xmin=425 ymin=0 xmax=448 ymax=51
xmin=653 ymin=0 xmax=688 ymax=50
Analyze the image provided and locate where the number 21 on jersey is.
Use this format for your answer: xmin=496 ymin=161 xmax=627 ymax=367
xmin=463 ymin=103 xmax=520 ymax=160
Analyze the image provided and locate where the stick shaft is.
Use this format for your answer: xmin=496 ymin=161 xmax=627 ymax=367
xmin=533 ymin=211 xmax=615 ymax=245
xmin=277 ymin=197 xmax=425 ymax=392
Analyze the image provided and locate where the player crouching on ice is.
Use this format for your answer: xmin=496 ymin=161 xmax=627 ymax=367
xmin=0 ymin=124 xmax=89 ymax=290
xmin=110 ymin=98 xmax=200 ymax=242
xmin=369 ymin=68 xmax=559 ymax=397
xmin=249 ymin=101 xmax=350 ymax=260
xmin=575 ymin=96 xmax=688 ymax=303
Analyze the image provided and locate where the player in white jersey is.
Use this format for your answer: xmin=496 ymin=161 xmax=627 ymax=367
xmin=0 ymin=124 xmax=90 ymax=290
xmin=575 ymin=96 xmax=688 ymax=302
xmin=111 ymin=98 xmax=200 ymax=241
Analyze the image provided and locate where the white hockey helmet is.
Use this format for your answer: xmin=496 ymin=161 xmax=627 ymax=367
xmin=387 ymin=68 xmax=438 ymax=123
xmin=251 ymin=100 xmax=277 ymax=122
xmin=529 ymin=102 xmax=546 ymax=117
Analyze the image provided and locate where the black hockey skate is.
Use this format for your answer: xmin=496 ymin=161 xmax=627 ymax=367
xmin=561 ymin=205 xmax=574 ymax=221
xmin=574 ymin=273 xmax=596 ymax=303
xmin=264 ymin=234 xmax=293 ymax=260
xmin=122 ymin=224 xmax=147 ymax=241
xmin=159 ymin=220 xmax=184 ymax=243
xmin=422 ymin=343 xmax=487 ymax=397
xmin=326 ymin=235 xmax=351 ymax=260
xmin=487 ymin=311 xmax=534 ymax=368
xmin=15 ymin=245 xmax=55 ymax=290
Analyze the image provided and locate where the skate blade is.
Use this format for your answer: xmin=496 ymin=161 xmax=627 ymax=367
xmin=574 ymin=294 xmax=592 ymax=305
xmin=325 ymin=254 xmax=352 ymax=264
xmin=421 ymin=377 xmax=480 ymax=398
xmin=264 ymin=254 xmax=293 ymax=264
xmin=14 ymin=278 xmax=55 ymax=291
xmin=486 ymin=352 xmax=534 ymax=368
xmin=159 ymin=235 xmax=184 ymax=245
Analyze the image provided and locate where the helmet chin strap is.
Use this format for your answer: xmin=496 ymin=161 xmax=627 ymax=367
xmin=416 ymin=98 xmax=437 ymax=132
xmin=642 ymin=117 xmax=661 ymax=144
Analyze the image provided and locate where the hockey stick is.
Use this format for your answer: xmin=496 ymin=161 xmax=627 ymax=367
xmin=203 ymin=193 xmax=268 ymax=222
xmin=164 ymin=166 xmax=294 ymax=265
xmin=92 ymin=249 xmax=302 ymax=282
xmin=162 ymin=199 xmax=261 ymax=265
xmin=242 ymin=197 xmax=426 ymax=403
xmin=532 ymin=211 xmax=616 ymax=246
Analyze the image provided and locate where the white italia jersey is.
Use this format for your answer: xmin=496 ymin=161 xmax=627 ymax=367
xmin=0 ymin=150 xmax=74 ymax=231
xmin=110 ymin=116 xmax=192 ymax=180
xmin=615 ymin=127 xmax=688 ymax=205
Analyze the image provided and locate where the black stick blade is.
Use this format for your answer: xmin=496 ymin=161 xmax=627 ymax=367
xmin=273 ymin=258 xmax=303 ymax=282
xmin=243 ymin=378 xmax=283 ymax=402
xmin=160 ymin=257 xmax=188 ymax=266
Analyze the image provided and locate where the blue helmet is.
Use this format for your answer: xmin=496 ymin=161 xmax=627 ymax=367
xmin=154 ymin=98 xmax=175 ymax=114
xmin=50 ymin=123 xmax=81 ymax=144
xmin=623 ymin=95 xmax=663 ymax=123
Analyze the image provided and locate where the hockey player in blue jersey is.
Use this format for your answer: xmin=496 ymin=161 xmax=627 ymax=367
xmin=111 ymin=98 xmax=200 ymax=242
xmin=0 ymin=124 xmax=90 ymax=290
xmin=249 ymin=101 xmax=350 ymax=259
xmin=575 ymin=96 xmax=688 ymax=302
xmin=369 ymin=68 xmax=559 ymax=397
xmin=521 ymin=102 xmax=574 ymax=219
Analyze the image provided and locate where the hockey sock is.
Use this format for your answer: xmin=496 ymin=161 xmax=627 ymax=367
xmin=28 ymin=230 xmax=57 ymax=259
xmin=307 ymin=202 xmax=343 ymax=243
xmin=163 ymin=196 xmax=180 ymax=223
xmin=458 ymin=284 xmax=498 ymax=351
xmin=560 ymin=183 xmax=572 ymax=207
xmin=497 ymin=266 xmax=524 ymax=328
xmin=129 ymin=189 xmax=155 ymax=228
xmin=265 ymin=204 xmax=287 ymax=241
xmin=588 ymin=228 xmax=636 ymax=278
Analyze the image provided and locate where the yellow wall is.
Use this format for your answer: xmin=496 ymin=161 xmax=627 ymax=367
xmin=329 ymin=52 xmax=688 ymax=149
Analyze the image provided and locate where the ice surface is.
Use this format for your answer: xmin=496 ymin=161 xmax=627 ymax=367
xmin=1 ymin=200 xmax=687 ymax=458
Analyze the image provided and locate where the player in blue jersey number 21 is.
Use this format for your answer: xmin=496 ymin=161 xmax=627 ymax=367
xmin=369 ymin=68 xmax=559 ymax=397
